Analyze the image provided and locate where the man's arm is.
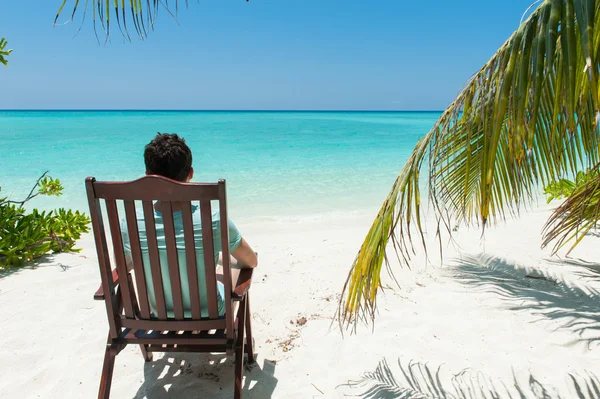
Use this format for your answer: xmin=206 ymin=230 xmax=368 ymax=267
xmin=231 ymin=238 xmax=258 ymax=269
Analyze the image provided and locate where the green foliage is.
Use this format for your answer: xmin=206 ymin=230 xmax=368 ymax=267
xmin=0 ymin=37 xmax=12 ymax=66
xmin=0 ymin=172 xmax=90 ymax=268
xmin=340 ymin=0 xmax=600 ymax=328
xmin=543 ymin=165 xmax=600 ymax=255
xmin=56 ymin=1 xmax=247 ymax=41
xmin=543 ymin=169 xmax=600 ymax=203
xmin=37 ymin=176 xmax=64 ymax=196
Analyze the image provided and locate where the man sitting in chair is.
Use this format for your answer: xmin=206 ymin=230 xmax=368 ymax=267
xmin=121 ymin=133 xmax=258 ymax=318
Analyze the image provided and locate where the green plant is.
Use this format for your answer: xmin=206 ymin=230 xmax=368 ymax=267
xmin=544 ymin=169 xmax=600 ymax=203
xmin=0 ymin=172 xmax=90 ymax=268
xmin=0 ymin=37 xmax=12 ymax=66
xmin=542 ymin=165 xmax=600 ymax=254
xmin=55 ymin=1 xmax=248 ymax=40
xmin=340 ymin=0 xmax=600 ymax=328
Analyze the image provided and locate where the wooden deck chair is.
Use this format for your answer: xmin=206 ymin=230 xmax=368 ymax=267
xmin=85 ymin=175 xmax=255 ymax=399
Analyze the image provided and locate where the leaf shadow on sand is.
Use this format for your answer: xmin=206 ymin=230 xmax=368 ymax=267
xmin=451 ymin=253 xmax=600 ymax=348
xmin=134 ymin=353 xmax=278 ymax=399
xmin=544 ymin=257 xmax=600 ymax=282
xmin=342 ymin=358 xmax=600 ymax=399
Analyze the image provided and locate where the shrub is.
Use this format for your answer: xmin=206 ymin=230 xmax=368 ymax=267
xmin=543 ymin=169 xmax=599 ymax=203
xmin=0 ymin=172 xmax=90 ymax=268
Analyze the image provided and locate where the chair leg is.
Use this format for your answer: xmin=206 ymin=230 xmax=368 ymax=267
xmin=98 ymin=345 xmax=117 ymax=399
xmin=234 ymin=296 xmax=247 ymax=399
xmin=245 ymin=294 xmax=255 ymax=364
xmin=139 ymin=344 xmax=153 ymax=362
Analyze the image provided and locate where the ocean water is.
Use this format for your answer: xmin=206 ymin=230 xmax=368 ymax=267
xmin=0 ymin=111 xmax=439 ymax=222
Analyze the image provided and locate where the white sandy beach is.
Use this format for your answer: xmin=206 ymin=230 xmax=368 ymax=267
xmin=1 ymin=202 xmax=599 ymax=398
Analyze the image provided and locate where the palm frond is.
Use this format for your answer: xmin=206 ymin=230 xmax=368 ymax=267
xmin=54 ymin=0 xmax=249 ymax=40
xmin=338 ymin=133 xmax=432 ymax=329
xmin=0 ymin=37 xmax=12 ymax=66
xmin=340 ymin=0 xmax=600 ymax=328
xmin=542 ymin=164 xmax=600 ymax=254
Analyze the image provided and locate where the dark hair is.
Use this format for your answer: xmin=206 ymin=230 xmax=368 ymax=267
xmin=144 ymin=133 xmax=193 ymax=182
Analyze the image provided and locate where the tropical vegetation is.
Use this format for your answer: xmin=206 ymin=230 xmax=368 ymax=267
xmin=2 ymin=31 xmax=89 ymax=269
xmin=55 ymin=0 xmax=247 ymax=40
xmin=0 ymin=37 xmax=11 ymax=66
xmin=544 ymin=168 xmax=599 ymax=202
xmin=0 ymin=173 xmax=90 ymax=268
xmin=336 ymin=0 xmax=600 ymax=327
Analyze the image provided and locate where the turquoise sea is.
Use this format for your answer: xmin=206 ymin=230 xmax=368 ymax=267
xmin=0 ymin=111 xmax=439 ymax=222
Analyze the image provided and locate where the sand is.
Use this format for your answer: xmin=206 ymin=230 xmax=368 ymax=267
xmin=1 ymin=202 xmax=599 ymax=398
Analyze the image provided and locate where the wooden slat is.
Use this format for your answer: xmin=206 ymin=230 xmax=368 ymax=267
xmin=93 ymin=176 xmax=219 ymax=201
xmin=200 ymin=199 xmax=219 ymax=319
xmin=124 ymin=336 xmax=228 ymax=346
xmin=244 ymin=293 xmax=255 ymax=362
xmin=146 ymin=345 xmax=228 ymax=353
xmin=85 ymin=178 xmax=120 ymax=339
xmin=121 ymin=329 xmax=228 ymax=345
xmin=124 ymin=200 xmax=151 ymax=319
xmin=182 ymin=202 xmax=202 ymax=319
xmin=105 ymin=200 xmax=136 ymax=319
xmin=142 ymin=201 xmax=167 ymax=319
xmin=136 ymin=329 xmax=227 ymax=339
xmin=233 ymin=295 xmax=247 ymax=366
xmin=120 ymin=317 xmax=226 ymax=331
xmin=218 ymin=180 xmax=235 ymax=342
xmin=162 ymin=201 xmax=185 ymax=320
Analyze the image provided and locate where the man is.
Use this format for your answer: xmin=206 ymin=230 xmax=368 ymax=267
xmin=121 ymin=133 xmax=258 ymax=318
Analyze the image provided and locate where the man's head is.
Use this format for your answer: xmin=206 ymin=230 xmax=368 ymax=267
xmin=144 ymin=133 xmax=194 ymax=182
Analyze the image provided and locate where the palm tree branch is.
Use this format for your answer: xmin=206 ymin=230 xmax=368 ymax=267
xmin=54 ymin=0 xmax=249 ymax=39
xmin=542 ymin=164 xmax=600 ymax=254
xmin=0 ymin=37 xmax=13 ymax=67
xmin=339 ymin=0 xmax=600 ymax=328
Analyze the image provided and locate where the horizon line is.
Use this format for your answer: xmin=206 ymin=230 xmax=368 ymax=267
xmin=0 ymin=109 xmax=445 ymax=113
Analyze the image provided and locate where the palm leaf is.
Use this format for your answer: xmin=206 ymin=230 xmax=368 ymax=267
xmin=542 ymin=164 xmax=600 ymax=254
xmin=340 ymin=0 xmax=600 ymax=328
xmin=54 ymin=0 xmax=249 ymax=40
xmin=0 ymin=37 xmax=12 ymax=66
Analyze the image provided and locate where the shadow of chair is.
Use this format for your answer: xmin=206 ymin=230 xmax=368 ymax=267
xmin=135 ymin=353 xmax=278 ymax=399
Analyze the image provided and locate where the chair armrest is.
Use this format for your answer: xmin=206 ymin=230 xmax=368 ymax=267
xmin=232 ymin=268 xmax=253 ymax=301
xmin=94 ymin=269 xmax=119 ymax=300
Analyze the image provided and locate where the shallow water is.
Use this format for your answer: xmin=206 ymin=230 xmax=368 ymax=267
xmin=0 ymin=111 xmax=439 ymax=221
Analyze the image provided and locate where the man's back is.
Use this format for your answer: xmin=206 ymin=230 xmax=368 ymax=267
xmin=118 ymin=132 xmax=257 ymax=318
xmin=121 ymin=204 xmax=242 ymax=318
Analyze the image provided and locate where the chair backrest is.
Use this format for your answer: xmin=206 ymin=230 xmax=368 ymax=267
xmin=85 ymin=175 xmax=234 ymax=341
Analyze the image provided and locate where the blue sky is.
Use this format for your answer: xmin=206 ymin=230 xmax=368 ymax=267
xmin=1 ymin=1 xmax=535 ymax=110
